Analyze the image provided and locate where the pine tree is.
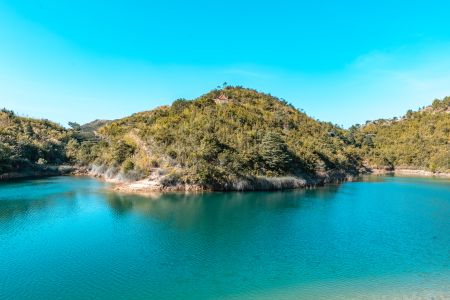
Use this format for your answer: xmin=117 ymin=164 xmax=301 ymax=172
xmin=260 ymin=132 xmax=292 ymax=175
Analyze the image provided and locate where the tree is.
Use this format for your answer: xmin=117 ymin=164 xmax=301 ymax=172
xmin=172 ymin=99 xmax=190 ymax=113
xmin=260 ymin=132 xmax=292 ymax=175
xmin=68 ymin=122 xmax=81 ymax=131
xmin=405 ymin=109 xmax=413 ymax=119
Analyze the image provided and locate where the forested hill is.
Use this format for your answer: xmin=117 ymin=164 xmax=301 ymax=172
xmin=0 ymin=109 xmax=70 ymax=174
xmin=72 ymin=87 xmax=364 ymax=189
xmin=1 ymin=88 xmax=449 ymax=187
xmin=354 ymin=97 xmax=450 ymax=173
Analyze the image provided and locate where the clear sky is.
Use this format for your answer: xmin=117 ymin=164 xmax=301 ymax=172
xmin=1 ymin=0 xmax=450 ymax=127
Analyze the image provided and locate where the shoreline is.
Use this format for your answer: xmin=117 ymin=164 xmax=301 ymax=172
xmin=109 ymin=171 xmax=357 ymax=194
xmin=370 ymin=168 xmax=450 ymax=178
xmin=0 ymin=165 xmax=76 ymax=182
xmin=2 ymin=166 xmax=449 ymax=192
xmin=96 ymin=168 xmax=450 ymax=194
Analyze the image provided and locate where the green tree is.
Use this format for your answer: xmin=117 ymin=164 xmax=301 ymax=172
xmin=260 ymin=132 xmax=292 ymax=176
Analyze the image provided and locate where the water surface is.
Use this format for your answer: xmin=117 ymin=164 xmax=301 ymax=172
xmin=0 ymin=176 xmax=449 ymax=299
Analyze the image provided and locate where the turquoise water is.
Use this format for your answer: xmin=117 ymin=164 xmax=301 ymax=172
xmin=0 ymin=176 xmax=449 ymax=299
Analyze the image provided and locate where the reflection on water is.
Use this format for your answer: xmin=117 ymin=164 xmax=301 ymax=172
xmin=0 ymin=176 xmax=449 ymax=300
xmin=104 ymin=186 xmax=343 ymax=234
xmin=0 ymin=177 xmax=102 ymax=224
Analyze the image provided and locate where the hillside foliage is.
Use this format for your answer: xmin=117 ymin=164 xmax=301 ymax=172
xmin=1 ymin=88 xmax=449 ymax=183
xmin=0 ymin=109 xmax=70 ymax=173
xmin=355 ymin=97 xmax=450 ymax=172
xmin=78 ymin=87 xmax=363 ymax=187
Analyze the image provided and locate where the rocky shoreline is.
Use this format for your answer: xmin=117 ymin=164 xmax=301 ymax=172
xmin=109 ymin=170 xmax=357 ymax=193
xmin=2 ymin=165 xmax=448 ymax=193
xmin=105 ymin=167 xmax=450 ymax=194
xmin=370 ymin=168 xmax=450 ymax=178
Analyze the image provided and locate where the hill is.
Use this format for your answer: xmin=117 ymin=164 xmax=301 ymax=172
xmin=355 ymin=97 xmax=450 ymax=173
xmin=2 ymin=88 xmax=448 ymax=187
xmin=76 ymin=87 xmax=364 ymax=190
xmin=0 ymin=109 xmax=73 ymax=178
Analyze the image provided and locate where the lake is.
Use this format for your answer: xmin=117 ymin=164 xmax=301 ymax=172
xmin=0 ymin=176 xmax=449 ymax=299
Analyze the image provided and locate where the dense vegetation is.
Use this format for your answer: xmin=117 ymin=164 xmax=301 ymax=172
xmin=1 ymin=87 xmax=448 ymax=186
xmin=78 ymin=87 xmax=363 ymax=188
xmin=0 ymin=110 xmax=108 ymax=176
xmin=0 ymin=109 xmax=70 ymax=174
xmin=354 ymin=97 xmax=450 ymax=172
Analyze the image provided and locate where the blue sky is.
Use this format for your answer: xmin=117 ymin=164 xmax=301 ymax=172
xmin=1 ymin=0 xmax=450 ymax=127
